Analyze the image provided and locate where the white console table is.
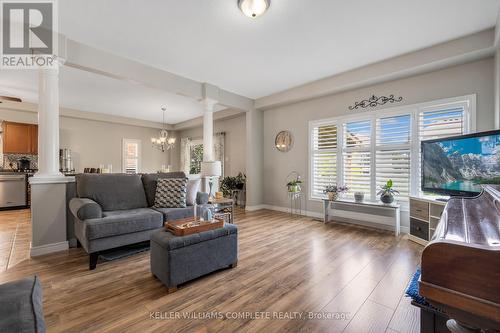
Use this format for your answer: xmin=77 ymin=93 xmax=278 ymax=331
xmin=323 ymin=198 xmax=401 ymax=236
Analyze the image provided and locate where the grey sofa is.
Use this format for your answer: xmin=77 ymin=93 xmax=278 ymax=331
xmin=69 ymin=172 xmax=209 ymax=270
xmin=0 ymin=276 xmax=46 ymax=333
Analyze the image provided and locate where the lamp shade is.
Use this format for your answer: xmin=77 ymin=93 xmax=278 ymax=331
xmin=201 ymin=161 xmax=222 ymax=177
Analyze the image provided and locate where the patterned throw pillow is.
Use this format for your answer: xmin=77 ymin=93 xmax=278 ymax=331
xmin=154 ymin=178 xmax=187 ymax=208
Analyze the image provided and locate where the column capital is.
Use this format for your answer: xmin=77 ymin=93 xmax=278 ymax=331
xmin=200 ymin=98 xmax=218 ymax=112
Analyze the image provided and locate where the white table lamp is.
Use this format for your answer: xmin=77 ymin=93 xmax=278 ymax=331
xmin=201 ymin=161 xmax=222 ymax=198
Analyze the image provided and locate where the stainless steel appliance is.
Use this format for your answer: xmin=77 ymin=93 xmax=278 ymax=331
xmin=0 ymin=174 xmax=27 ymax=208
xmin=59 ymin=148 xmax=74 ymax=172
xmin=18 ymin=157 xmax=31 ymax=171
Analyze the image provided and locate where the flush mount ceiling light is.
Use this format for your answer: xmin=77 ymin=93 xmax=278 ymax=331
xmin=238 ymin=0 xmax=270 ymax=18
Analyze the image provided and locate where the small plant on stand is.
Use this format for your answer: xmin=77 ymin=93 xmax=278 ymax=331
xmin=286 ymin=175 xmax=302 ymax=193
xmin=378 ymin=179 xmax=399 ymax=204
xmin=324 ymin=184 xmax=348 ymax=201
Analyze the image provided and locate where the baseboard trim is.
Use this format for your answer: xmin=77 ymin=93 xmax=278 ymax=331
xmin=30 ymin=241 xmax=69 ymax=257
xmin=255 ymin=204 xmax=410 ymax=234
xmin=245 ymin=205 xmax=267 ymax=211
xmin=261 ymin=204 xmax=324 ymax=219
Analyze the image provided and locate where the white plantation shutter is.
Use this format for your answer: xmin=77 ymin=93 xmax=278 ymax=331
xmin=122 ymin=139 xmax=141 ymax=174
xmin=311 ymin=124 xmax=338 ymax=198
xmin=309 ymin=96 xmax=474 ymax=202
xmin=376 ymin=115 xmax=411 ymax=200
xmin=419 ymin=107 xmax=465 ymax=141
xmin=343 ymin=120 xmax=371 ymax=199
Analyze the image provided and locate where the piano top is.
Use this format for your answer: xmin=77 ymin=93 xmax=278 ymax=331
xmin=433 ymin=185 xmax=500 ymax=247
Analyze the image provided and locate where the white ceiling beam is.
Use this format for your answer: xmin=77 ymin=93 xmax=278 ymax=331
xmin=255 ymin=29 xmax=496 ymax=110
xmin=172 ymin=108 xmax=245 ymax=131
xmin=62 ymin=39 xmax=254 ymax=112
xmin=0 ymin=101 xmax=172 ymax=129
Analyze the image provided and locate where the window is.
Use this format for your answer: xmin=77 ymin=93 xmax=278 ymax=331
xmin=310 ymin=124 xmax=338 ymax=198
xmin=376 ymin=115 xmax=411 ymax=200
xmin=309 ymin=95 xmax=475 ymax=202
xmin=189 ymin=142 xmax=204 ymax=174
xmin=122 ymin=139 xmax=141 ymax=174
xmin=343 ymin=120 xmax=372 ymax=199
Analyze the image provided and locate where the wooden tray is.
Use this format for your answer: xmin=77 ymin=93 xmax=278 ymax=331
xmin=165 ymin=217 xmax=224 ymax=236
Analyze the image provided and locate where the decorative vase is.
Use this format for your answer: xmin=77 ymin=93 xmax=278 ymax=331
xmin=327 ymin=192 xmax=338 ymax=201
xmin=380 ymin=193 xmax=394 ymax=204
xmin=354 ymin=192 xmax=364 ymax=203
xmin=288 ymin=184 xmax=301 ymax=193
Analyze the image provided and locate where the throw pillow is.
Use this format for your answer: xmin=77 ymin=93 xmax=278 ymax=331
xmin=154 ymin=178 xmax=187 ymax=208
xmin=186 ymin=179 xmax=201 ymax=206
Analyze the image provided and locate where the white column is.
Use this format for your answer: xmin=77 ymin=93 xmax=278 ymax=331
xmin=35 ymin=66 xmax=63 ymax=179
xmin=202 ymin=99 xmax=217 ymax=161
xmin=29 ymin=63 xmax=70 ymax=257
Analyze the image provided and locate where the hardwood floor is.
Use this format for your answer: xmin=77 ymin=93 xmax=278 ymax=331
xmin=0 ymin=208 xmax=423 ymax=333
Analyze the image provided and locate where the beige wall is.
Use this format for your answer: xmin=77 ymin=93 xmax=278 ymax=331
xmin=262 ymin=58 xmax=495 ymax=224
xmin=176 ymin=114 xmax=247 ymax=177
xmin=0 ymin=109 xmax=172 ymax=173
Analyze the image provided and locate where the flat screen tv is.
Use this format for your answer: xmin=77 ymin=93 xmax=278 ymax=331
xmin=421 ymin=129 xmax=500 ymax=197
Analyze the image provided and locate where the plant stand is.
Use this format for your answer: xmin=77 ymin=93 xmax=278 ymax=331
xmin=288 ymin=191 xmax=303 ymax=217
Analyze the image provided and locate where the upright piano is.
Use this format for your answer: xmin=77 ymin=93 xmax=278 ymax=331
xmin=420 ymin=185 xmax=500 ymax=331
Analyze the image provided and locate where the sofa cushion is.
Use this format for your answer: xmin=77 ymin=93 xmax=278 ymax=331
xmin=83 ymin=208 xmax=163 ymax=240
xmin=141 ymin=172 xmax=187 ymax=207
xmin=154 ymin=178 xmax=187 ymax=208
xmin=186 ymin=179 xmax=201 ymax=206
xmin=151 ymin=223 xmax=237 ymax=251
xmin=76 ymin=174 xmax=148 ymax=211
xmin=0 ymin=276 xmax=46 ymax=333
xmin=154 ymin=205 xmax=212 ymax=222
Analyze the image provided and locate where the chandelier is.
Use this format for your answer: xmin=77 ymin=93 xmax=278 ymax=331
xmin=151 ymin=107 xmax=176 ymax=152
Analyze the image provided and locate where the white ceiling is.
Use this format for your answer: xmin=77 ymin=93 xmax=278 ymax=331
xmin=58 ymin=0 xmax=500 ymax=99
xmin=0 ymin=0 xmax=499 ymax=124
xmin=0 ymin=66 xmax=213 ymax=123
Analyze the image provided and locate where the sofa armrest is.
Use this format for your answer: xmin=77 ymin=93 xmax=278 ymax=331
xmin=69 ymin=198 xmax=102 ymax=220
xmin=196 ymin=192 xmax=209 ymax=205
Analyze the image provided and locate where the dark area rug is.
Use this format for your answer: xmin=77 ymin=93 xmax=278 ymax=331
xmin=99 ymin=241 xmax=150 ymax=261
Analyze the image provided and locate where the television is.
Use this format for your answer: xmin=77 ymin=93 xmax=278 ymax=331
xmin=421 ymin=129 xmax=500 ymax=197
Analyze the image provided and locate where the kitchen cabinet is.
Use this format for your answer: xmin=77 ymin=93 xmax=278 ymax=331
xmin=3 ymin=121 xmax=38 ymax=154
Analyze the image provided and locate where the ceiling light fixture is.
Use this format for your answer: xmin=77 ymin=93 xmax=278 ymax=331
xmin=238 ymin=0 xmax=270 ymax=18
xmin=151 ymin=107 xmax=176 ymax=152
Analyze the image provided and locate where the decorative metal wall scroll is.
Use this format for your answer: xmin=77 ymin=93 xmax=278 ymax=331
xmin=348 ymin=94 xmax=403 ymax=110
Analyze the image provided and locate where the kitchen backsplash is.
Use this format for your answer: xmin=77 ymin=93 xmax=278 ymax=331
xmin=3 ymin=154 xmax=38 ymax=170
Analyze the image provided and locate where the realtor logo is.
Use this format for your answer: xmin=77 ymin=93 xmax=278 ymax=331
xmin=1 ymin=0 xmax=57 ymax=69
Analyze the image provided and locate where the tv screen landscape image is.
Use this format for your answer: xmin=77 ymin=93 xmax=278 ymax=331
xmin=421 ymin=130 xmax=500 ymax=196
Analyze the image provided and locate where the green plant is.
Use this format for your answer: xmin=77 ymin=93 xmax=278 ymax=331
xmin=377 ymin=179 xmax=400 ymax=196
xmin=286 ymin=174 xmax=302 ymax=192
xmin=219 ymin=172 xmax=246 ymax=197
xmin=286 ymin=179 xmax=302 ymax=187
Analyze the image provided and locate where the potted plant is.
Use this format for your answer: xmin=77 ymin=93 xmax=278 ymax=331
xmin=235 ymin=172 xmax=246 ymax=190
xmin=286 ymin=175 xmax=302 ymax=193
xmin=219 ymin=172 xmax=247 ymax=197
xmin=323 ymin=184 xmax=348 ymax=201
xmin=378 ymin=179 xmax=399 ymax=204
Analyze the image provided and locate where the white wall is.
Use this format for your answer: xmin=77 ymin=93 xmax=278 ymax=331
xmin=0 ymin=109 xmax=173 ymax=173
xmin=176 ymin=114 xmax=247 ymax=177
xmin=262 ymin=58 xmax=495 ymax=227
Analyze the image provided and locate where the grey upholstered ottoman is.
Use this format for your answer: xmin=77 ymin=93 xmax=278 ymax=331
xmin=0 ymin=276 xmax=46 ymax=333
xmin=150 ymin=224 xmax=238 ymax=292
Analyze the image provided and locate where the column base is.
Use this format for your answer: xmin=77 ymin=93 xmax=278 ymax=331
xmin=30 ymin=174 xmax=73 ymax=185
